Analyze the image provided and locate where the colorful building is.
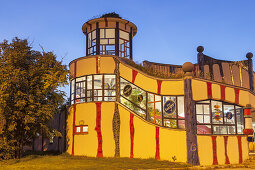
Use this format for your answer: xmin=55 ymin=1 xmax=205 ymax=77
xmin=67 ymin=14 xmax=255 ymax=165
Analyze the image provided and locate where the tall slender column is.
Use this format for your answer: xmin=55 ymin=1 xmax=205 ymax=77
xmin=129 ymin=27 xmax=133 ymax=60
xmin=246 ymin=52 xmax=254 ymax=92
xmin=115 ymin=22 xmax=119 ymax=56
xmin=243 ymin=104 xmax=254 ymax=135
xmin=183 ymin=62 xmax=200 ymax=165
xmin=96 ymin=22 xmax=100 ymax=55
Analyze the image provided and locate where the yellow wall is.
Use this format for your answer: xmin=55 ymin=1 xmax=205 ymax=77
xmin=212 ymin=84 xmax=221 ymax=100
xmin=192 ymin=80 xmax=207 ymax=101
xmin=101 ymin=102 xmax=115 ymax=157
xmin=119 ymin=105 xmax=131 ymax=158
xmin=134 ymin=73 xmax=157 ymax=94
xmin=197 ymin=135 xmax=213 ymax=165
xmin=100 ymin=57 xmax=115 ymax=74
xmin=160 ymin=128 xmax=187 ymax=162
xmin=119 ymin=63 xmax=132 ymax=82
xmin=76 ymin=58 xmax=96 ymax=77
xmin=74 ymin=103 xmax=97 ymax=156
xmin=161 ymin=80 xmax=184 ymax=95
xmin=197 ymin=135 xmax=248 ymax=165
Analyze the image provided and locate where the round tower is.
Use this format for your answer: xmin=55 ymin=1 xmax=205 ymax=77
xmin=82 ymin=15 xmax=137 ymax=60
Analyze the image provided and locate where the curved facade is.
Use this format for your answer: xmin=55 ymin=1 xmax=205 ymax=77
xmin=67 ymin=16 xmax=255 ymax=166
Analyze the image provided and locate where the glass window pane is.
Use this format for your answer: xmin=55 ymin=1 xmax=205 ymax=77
xmin=197 ymin=125 xmax=211 ymax=134
xmin=178 ymin=96 xmax=184 ymax=118
xmin=105 ymin=29 xmax=115 ymax=38
xmin=163 ymin=96 xmax=176 ymax=118
xmin=87 ymin=76 xmax=92 ymax=89
xmin=104 ymin=97 xmax=116 ymax=101
xmin=104 ymin=75 xmax=116 ymax=89
xmin=224 ymin=105 xmax=235 ymax=124
xmin=104 ymin=90 xmax=116 ymax=96
xmin=178 ymin=120 xmax=185 ymax=129
xmin=204 ymin=115 xmax=210 ymax=123
xmin=100 ymin=29 xmax=105 ymax=38
xmin=83 ymin=126 xmax=88 ymax=133
xmin=196 ymin=104 xmax=203 ymax=114
xmin=213 ymin=126 xmax=227 ymax=134
xmin=196 ymin=115 xmax=203 ymax=123
xmin=155 ymin=102 xmax=162 ymax=125
xmin=236 ymin=106 xmax=244 ymax=134
xmin=120 ymin=30 xmax=129 ymax=40
xmin=109 ymin=39 xmax=115 ymax=44
xmin=120 ymin=96 xmax=146 ymax=119
xmin=94 ymin=75 xmax=103 ymax=89
xmin=76 ymin=76 xmax=86 ymax=82
xmin=227 ymin=126 xmax=236 ymax=134
xmin=76 ymin=127 xmax=81 ymax=133
xmin=94 ymin=89 xmax=102 ymax=96
xmin=211 ymin=100 xmax=223 ymax=124
xmin=148 ymin=103 xmax=154 ymax=122
xmin=164 ymin=119 xmax=177 ymax=128
xmin=92 ymin=30 xmax=96 ymax=39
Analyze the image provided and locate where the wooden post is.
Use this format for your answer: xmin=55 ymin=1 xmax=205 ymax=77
xmin=129 ymin=27 xmax=133 ymax=60
xmin=115 ymin=22 xmax=119 ymax=57
xmin=96 ymin=22 xmax=100 ymax=55
xmin=182 ymin=62 xmax=200 ymax=165
xmin=246 ymin=52 xmax=254 ymax=92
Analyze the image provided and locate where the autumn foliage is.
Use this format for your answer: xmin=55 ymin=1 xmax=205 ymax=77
xmin=0 ymin=38 xmax=68 ymax=159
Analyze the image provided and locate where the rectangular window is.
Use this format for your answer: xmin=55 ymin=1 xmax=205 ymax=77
xmin=163 ymin=96 xmax=185 ymax=129
xmin=147 ymin=93 xmax=162 ymax=125
xmin=120 ymin=77 xmax=146 ymax=118
xmin=75 ymin=125 xmax=88 ymax=134
xmin=196 ymin=100 xmax=244 ymax=135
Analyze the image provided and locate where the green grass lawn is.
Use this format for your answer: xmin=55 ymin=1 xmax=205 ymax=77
xmin=0 ymin=152 xmax=191 ymax=170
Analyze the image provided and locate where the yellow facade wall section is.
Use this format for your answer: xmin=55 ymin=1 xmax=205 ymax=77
xmin=69 ymin=62 xmax=75 ymax=78
xmin=216 ymin=136 xmax=226 ymax=165
xmin=192 ymin=80 xmax=207 ymax=101
xmin=242 ymin=136 xmax=249 ymax=161
xmin=197 ymin=135 xmax=213 ymax=165
xmin=160 ymin=128 xmax=187 ymax=162
xmin=119 ymin=105 xmax=131 ymax=158
xmin=161 ymin=80 xmax=184 ymax=95
xmin=66 ymin=106 xmax=74 ymax=155
xmin=227 ymin=136 xmax=239 ymax=164
xmin=101 ymin=102 xmax=115 ymax=157
xmin=212 ymin=84 xmax=221 ymax=100
xmin=239 ymin=90 xmax=249 ymax=107
xmin=74 ymin=103 xmax=97 ymax=156
xmin=133 ymin=115 xmax=156 ymax=159
xmin=119 ymin=63 xmax=132 ymax=82
xmin=100 ymin=57 xmax=115 ymax=74
xmin=134 ymin=73 xmax=157 ymax=94
xmin=76 ymin=58 xmax=96 ymax=77
xmin=225 ymin=87 xmax=235 ymax=104
xmin=249 ymin=93 xmax=255 ymax=108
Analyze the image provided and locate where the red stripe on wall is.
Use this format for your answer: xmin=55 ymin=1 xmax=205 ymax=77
xmin=207 ymin=82 xmax=212 ymax=99
xmin=132 ymin=70 xmax=138 ymax=83
xmin=220 ymin=85 xmax=226 ymax=100
xmin=235 ymin=88 xmax=240 ymax=104
xmin=223 ymin=136 xmax=230 ymax=164
xmin=157 ymin=80 xmax=162 ymax=94
xmin=237 ymin=136 xmax=243 ymax=163
xmin=212 ymin=136 xmax=218 ymax=165
xmin=130 ymin=113 xmax=134 ymax=158
xmin=96 ymin=57 xmax=99 ymax=74
xmin=95 ymin=102 xmax=103 ymax=157
xmin=155 ymin=126 xmax=160 ymax=160
xmin=72 ymin=104 xmax=76 ymax=155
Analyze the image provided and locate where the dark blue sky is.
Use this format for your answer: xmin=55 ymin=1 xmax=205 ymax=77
xmin=1 ymin=0 xmax=255 ymax=97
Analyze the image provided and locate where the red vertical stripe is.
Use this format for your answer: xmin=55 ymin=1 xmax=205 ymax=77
xmin=132 ymin=70 xmax=138 ymax=83
xmin=72 ymin=104 xmax=76 ymax=156
xmin=220 ymin=85 xmax=226 ymax=101
xmin=130 ymin=113 xmax=134 ymax=158
xmin=237 ymin=136 xmax=243 ymax=163
xmin=155 ymin=126 xmax=160 ymax=160
xmin=95 ymin=102 xmax=103 ymax=157
xmin=235 ymin=88 xmax=240 ymax=104
xmin=223 ymin=136 xmax=230 ymax=164
xmin=96 ymin=57 xmax=99 ymax=74
xmin=212 ymin=136 xmax=218 ymax=165
xmin=207 ymin=82 xmax=212 ymax=99
xmin=157 ymin=80 xmax=162 ymax=94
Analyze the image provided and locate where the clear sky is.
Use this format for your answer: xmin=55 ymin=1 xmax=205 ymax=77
xmin=1 ymin=0 xmax=255 ymax=98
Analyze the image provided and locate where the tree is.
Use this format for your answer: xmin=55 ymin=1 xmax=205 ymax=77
xmin=0 ymin=38 xmax=69 ymax=159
